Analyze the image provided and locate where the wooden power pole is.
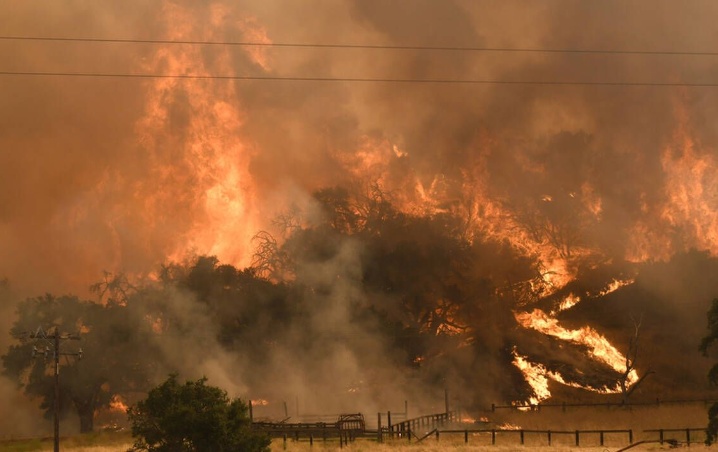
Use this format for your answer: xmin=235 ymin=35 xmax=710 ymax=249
xmin=25 ymin=327 xmax=82 ymax=452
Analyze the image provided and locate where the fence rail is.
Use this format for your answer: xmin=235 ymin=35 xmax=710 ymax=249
xmin=644 ymin=428 xmax=706 ymax=445
xmin=491 ymin=397 xmax=718 ymax=412
xmin=254 ymin=422 xmax=708 ymax=449
xmin=377 ymin=411 xmax=458 ymax=442
xmin=407 ymin=427 xmax=633 ymax=447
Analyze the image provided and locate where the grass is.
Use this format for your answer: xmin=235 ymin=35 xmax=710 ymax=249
xmin=0 ymin=431 xmax=132 ymax=452
xmin=2 ymin=435 xmax=718 ymax=451
xmin=0 ymin=404 xmax=715 ymax=451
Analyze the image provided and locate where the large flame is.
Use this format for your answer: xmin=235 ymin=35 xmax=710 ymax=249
xmin=627 ymin=100 xmax=718 ymax=262
xmin=515 ymin=309 xmax=639 ymax=393
xmin=129 ymin=1 xmax=270 ymax=268
xmin=7 ymin=1 xmax=718 ymax=414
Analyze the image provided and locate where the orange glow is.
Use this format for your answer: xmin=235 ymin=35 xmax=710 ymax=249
xmin=498 ymin=423 xmax=523 ymax=430
xmin=512 ymin=350 xmax=551 ymax=404
xmin=126 ymin=1 xmax=273 ymax=270
xmin=515 ymin=309 xmax=639 ymax=392
xmin=597 ymin=278 xmax=635 ymax=297
xmin=627 ymin=99 xmax=718 ymax=262
xmin=109 ymin=395 xmax=129 ymax=413
xmin=660 ymin=107 xmax=718 ymax=254
xmin=553 ymin=293 xmax=581 ymax=314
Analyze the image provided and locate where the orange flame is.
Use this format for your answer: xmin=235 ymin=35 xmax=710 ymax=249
xmin=627 ymin=98 xmax=718 ymax=261
xmin=515 ymin=309 xmax=639 ymax=392
xmin=597 ymin=278 xmax=635 ymax=297
xmin=109 ymin=394 xmax=129 ymax=413
xmin=129 ymin=1 xmax=271 ymax=268
xmin=512 ymin=350 xmax=551 ymax=404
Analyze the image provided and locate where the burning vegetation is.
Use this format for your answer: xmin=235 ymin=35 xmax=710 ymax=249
xmin=3 ymin=0 xmax=718 ymax=437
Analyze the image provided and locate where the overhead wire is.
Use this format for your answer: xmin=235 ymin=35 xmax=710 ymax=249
xmin=0 ymin=71 xmax=716 ymax=87
xmin=1 ymin=35 xmax=718 ymax=57
xmin=1 ymin=35 xmax=717 ymax=86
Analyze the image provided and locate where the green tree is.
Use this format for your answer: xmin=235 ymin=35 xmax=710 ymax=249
xmin=2 ymin=293 xmax=157 ymax=432
xmin=127 ymin=374 xmax=269 ymax=452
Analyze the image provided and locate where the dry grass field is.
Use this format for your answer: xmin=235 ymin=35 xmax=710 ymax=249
xmin=3 ymin=437 xmax=718 ymax=452
xmin=1 ymin=403 xmax=715 ymax=452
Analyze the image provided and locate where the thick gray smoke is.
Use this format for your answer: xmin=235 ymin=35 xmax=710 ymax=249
xmin=2 ymin=0 xmax=718 ymax=436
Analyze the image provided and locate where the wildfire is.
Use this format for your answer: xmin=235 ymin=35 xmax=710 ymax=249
xmin=515 ymin=309 xmax=639 ymax=392
xmin=553 ymin=293 xmax=581 ymax=314
xmin=512 ymin=351 xmax=551 ymax=404
xmin=125 ymin=1 xmax=272 ymax=270
xmin=109 ymin=395 xmax=129 ymax=413
xmin=626 ymin=99 xmax=718 ymax=262
xmin=597 ymin=278 xmax=635 ymax=297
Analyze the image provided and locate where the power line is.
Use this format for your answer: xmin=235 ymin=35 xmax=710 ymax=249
xmin=0 ymin=70 xmax=716 ymax=87
xmin=2 ymin=35 xmax=718 ymax=57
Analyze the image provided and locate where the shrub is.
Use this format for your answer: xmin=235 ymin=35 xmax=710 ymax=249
xmin=127 ymin=374 xmax=269 ymax=452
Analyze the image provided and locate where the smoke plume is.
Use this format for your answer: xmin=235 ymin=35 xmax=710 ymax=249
xmin=3 ymin=0 xmax=718 ymax=436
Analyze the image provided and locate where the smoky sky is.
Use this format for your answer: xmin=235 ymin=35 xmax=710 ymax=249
xmin=3 ymin=0 xmax=718 ymax=438
xmin=1 ymin=0 xmax=718 ymax=298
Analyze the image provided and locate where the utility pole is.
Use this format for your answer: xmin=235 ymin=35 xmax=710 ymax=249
xmin=25 ymin=327 xmax=82 ymax=452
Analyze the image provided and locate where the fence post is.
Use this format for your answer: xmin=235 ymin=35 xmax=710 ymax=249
xmin=600 ymin=431 xmax=604 ymax=446
xmin=575 ymin=430 xmax=580 ymax=446
xmin=387 ymin=411 xmax=392 ymax=439
xmin=435 ymin=429 xmax=440 ymax=442
xmin=309 ymin=434 xmax=313 ymax=446
xmin=407 ymin=426 xmax=411 ymax=442
xmin=629 ymin=430 xmax=633 ymax=443
xmin=520 ymin=430 xmax=524 ymax=445
xmin=686 ymin=428 xmax=690 ymax=446
xmin=465 ymin=429 xmax=468 ymax=443
xmin=659 ymin=429 xmax=664 ymax=445
xmin=445 ymin=387 xmax=449 ymax=415
xmin=492 ymin=429 xmax=496 ymax=445
xmin=377 ymin=413 xmax=382 ymax=443
xmin=491 ymin=403 xmax=495 ymax=412
xmin=283 ymin=434 xmax=287 ymax=450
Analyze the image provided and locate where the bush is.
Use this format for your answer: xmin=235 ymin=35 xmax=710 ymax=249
xmin=127 ymin=374 xmax=269 ymax=452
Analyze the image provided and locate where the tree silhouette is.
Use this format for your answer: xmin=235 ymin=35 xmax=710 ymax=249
xmin=3 ymin=294 xmax=158 ymax=432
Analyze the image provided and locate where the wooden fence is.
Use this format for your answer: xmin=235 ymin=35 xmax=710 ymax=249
xmin=254 ymin=420 xmax=707 ymax=448
xmin=491 ymin=397 xmax=718 ymax=412
xmin=402 ymin=427 xmax=707 ymax=448
xmin=406 ymin=427 xmax=633 ymax=447
xmin=378 ymin=411 xmax=458 ymax=442
xmin=644 ymin=428 xmax=706 ymax=446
